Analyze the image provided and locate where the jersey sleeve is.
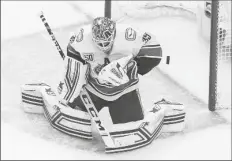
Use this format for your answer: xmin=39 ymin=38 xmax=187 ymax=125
xmin=135 ymin=31 xmax=163 ymax=75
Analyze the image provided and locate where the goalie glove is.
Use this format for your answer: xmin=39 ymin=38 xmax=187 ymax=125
xmin=98 ymin=55 xmax=133 ymax=86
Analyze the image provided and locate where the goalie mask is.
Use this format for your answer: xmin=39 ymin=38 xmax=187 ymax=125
xmin=92 ymin=17 xmax=116 ymax=52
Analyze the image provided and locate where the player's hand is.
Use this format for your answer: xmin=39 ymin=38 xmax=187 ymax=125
xmin=98 ymin=60 xmax=129 ymax=86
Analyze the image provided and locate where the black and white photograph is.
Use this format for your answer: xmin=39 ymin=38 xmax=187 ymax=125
xmin=1 ymin=0 xmax=231 ymax=160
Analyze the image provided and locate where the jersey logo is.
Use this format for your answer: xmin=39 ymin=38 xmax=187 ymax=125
xmin=125 ymin=28 xmax=136 ymax=41
xmin=83 ymin=53 xmax=94 ymax=61
xmin=142 ymin=32 xmax=151 ymax=44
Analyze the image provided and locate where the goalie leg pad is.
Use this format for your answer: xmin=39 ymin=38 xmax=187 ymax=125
xmin=105 ymin=108 xmax=165 ymax=153
xmin=154 ymin=98 xmax=186 ymax=133
xmin=40 ymin=86 xmax=93 ymax=139
xmin=21 ymin=83 xmax=50 ymax=114
xmin=21 ymin=83 xmax=93 ymax=139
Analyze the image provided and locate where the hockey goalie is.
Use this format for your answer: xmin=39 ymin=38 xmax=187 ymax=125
xmin=21 ymin=17 xmax=186 ymax=153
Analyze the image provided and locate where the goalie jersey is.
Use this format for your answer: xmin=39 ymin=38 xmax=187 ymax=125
xmin=58 ymin=23 xmax=162 ymax=103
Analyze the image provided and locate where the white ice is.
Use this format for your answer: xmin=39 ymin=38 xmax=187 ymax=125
xmin=2 ymin=122 xmax=230 ymax=160
xmin=1 ymin=1 xmax=231 ymax=160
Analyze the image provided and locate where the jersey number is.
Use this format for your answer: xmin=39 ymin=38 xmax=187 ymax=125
xmin=142 ymin=32 xmax=151 ymax=43
xmin=83 ymin=53 xmax=94 ymax=61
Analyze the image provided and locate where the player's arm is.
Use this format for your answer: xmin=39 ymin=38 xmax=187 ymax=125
xmin=58 ymin=42 xmax=89 ymax=105
xmin=134 ymin=32 xmax=162 ymax=75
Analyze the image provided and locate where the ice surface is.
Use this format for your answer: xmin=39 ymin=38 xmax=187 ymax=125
xmin=1 ymin=1 xmax=231 ymax=160
xmin=2 ymin=122 xmax=231 ymax=160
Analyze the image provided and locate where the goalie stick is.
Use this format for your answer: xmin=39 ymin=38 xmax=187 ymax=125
xmin=38 ymin=11 xmax=117 ymax=148
xmin=39 ymin=12 xmax=65 ymax=60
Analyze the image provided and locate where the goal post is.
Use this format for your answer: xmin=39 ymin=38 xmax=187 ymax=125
xmin=208 ymin=0 xmax=219 ymax=111
xmin=208 ymin=0 xmax=231 ymax=111
xmin=105 ymin=0 xmax=111 ymax=18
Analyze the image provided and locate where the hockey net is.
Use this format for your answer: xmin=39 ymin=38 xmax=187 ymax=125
xmin=108 ymin=1 xmax=231 ymax=111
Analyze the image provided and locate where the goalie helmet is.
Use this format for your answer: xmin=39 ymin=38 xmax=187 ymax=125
xmin=92 ymin=17 xmax=116 ymax=52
